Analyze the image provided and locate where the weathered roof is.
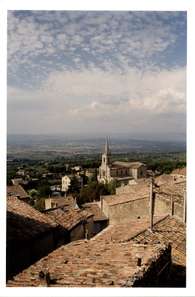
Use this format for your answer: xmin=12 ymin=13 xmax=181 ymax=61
xmin=155 ymin=174 xmax=175 ymax=186
xmin=93 ymin=216 xmax=165 ymax=242
xmin=7 ymin=237 xmax=169 ymax=287
xmin=156 ymin=181 xmax=186 ymax=204
xmin=171 ymin=167 xmax=186 ymax=176
xmin=45 ymin=208 xmax=93 ymax=231
xmin=82 ymin=202 xmax=108 ymax=221
xmin=7 ymin=185 xmax=29 ymax=200
xmin=103 ymin=183 xmax=149 ymax=206
xmin=7 ymin=197 xmax=57 ymax=241
xmin=132 ymin=216 xmax=186 ymax=267
xmin=45 ymin=195 xmax=76 ymax=209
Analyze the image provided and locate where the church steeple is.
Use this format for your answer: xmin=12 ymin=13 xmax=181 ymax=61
xmin=97 ymin=137 xmax=112 ymax=183
xmin=105 ymin=137 xmax=110 ymax=155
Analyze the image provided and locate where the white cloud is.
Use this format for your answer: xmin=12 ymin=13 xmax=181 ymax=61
xmin=7 ymin=66 xmax=186 ymax=135
xmin=8 ymin=11 xmax=186 ymax=79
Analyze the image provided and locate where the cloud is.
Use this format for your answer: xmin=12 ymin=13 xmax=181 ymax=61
xmin=7 ymin=66 xmax=186 ymax=136
xmin=7 ymin=11 xmax=186 ymax=139
xmin=8 ymin=10 xmax=186 ymax=87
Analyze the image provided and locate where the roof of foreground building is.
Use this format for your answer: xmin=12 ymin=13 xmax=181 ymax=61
xmin=7 ymin=197 xmax=57 ymax=241
xmin=7 ymin=237 xmax=169 ymax=287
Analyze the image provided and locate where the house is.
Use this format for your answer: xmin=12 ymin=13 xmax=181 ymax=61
xmin=61 ymin=175 xmax=71 ymax=192
xmin=82 ymin=202 xmax=108 ymax=235
xmin=45 ymin=207 xmax=94 ymax=241
xmin=44 ymin=195 xmax=77 ymax=210
xmin=101 ymin=182 xmax=150 ymax=224
xmin=61 ymin=174 xmax=83 ymax=193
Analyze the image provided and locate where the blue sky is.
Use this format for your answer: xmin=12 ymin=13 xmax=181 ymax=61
xmin=7 ymin=11 xmax=186 ymax=140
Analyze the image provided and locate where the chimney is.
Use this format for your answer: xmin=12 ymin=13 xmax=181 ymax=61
xmin=149 ymin=177 xmax=154 ymax=231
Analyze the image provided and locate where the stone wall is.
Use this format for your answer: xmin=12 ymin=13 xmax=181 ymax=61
xmin=174 ymin=202 xmax=184 ymax=221
xmin=70 ymin=216 xmax=94 ymax=241
xmin=153 ymin=195 xmax=171 ymax=216
xmin=103 ymin=197 xmax=149 ymax=225
xmin=154 ymin=195 xmax=184 ymax=221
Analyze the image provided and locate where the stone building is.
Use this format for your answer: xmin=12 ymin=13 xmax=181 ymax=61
xmin=45 ymin=207 xmax=94 ymax=241
xmin=97 ymin=138 xmax=146 ymax=185
xmin=61 ymin=175 xmax=71 ymax=192
xmin=61 ymin=174 xmax=83 ymax=193
xmin=100 ymin=170 xmax=186 ymax=225
xmin=82 ymin=202 xmax=109 ymax=235
xmin=44 ymin=195 xmax=77 ymax=210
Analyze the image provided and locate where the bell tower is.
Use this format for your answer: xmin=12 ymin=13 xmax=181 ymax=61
xmin=98 ymin=137 xmax=112 ymax=183
xmin=102 ymin=137 xmax=111 ymax=167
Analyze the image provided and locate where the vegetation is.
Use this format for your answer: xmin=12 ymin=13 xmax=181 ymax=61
xmin=7 ymin=150 xmax=186 ymax=211
xmin=76 ymin=180 xmax=116 ymax=206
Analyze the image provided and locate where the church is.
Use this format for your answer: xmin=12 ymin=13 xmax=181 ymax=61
xmin=97 ymin=138 xmax=147 ymax=185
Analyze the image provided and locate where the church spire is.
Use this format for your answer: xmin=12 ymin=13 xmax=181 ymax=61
xmin=105 ymin=137 xmax=110 ymax=155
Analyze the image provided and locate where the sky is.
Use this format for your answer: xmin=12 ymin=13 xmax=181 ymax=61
xmin=7 ymin=11 xmax=186 ymax=141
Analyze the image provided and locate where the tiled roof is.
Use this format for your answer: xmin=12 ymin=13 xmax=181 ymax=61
xmin=103 ymin=183 xmax=149 ymax=206
xmin=7 ymin=197 xmax=57 ymax=241
xmin=7 ymin=238 xmax=168 ymax=287
xmin=155 ymin=174 xmax=175 ymax=186
xmin=46 ymin=195 xmax=76 ymax=209
xmin=93 ymin=216 xmax=165 ymax=242
xmin=82 ymin=202 xmax=108 ymax=221
xmin=7 ymin=185 xmax=29 ymax=199
xmin=172 ymin=167 xmax=186 ymax=176
xmin=45 ymin=208 xmax=93 ymax=231
xmin=157 ymin=181 xmax=186 ymax=204
xmin=132 ymin=216 xmax=186 ymax=267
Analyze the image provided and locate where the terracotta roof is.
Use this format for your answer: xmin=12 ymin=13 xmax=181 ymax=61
xmin=7 ymin=185 xmax=29 ymax=200
xmin=93 ymin=216 xmax=165 ymax=242
xmin=45 ymin=208 xmax=93 ymax=231
xmin=155 ymin=174 xmax=175 ymax=186
xmin=157 ymin=181 xmax=186 ymax=204
xmin=82 ymin=202 xmax=108 ymax=221
xmin=103 ymin=183 xmax=149 ymax=206
xmin=7 ymin=238 xmax=169 ymax=287
xmin=172 ymin=167 xmax=186 ymax=176
xmin=7 ymin=197 xmax=57 ymax=241
xmin=45 ymin=195 xmax=76 ymax=210
xmin=132 ymin=216 xmax=186 ymax=267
